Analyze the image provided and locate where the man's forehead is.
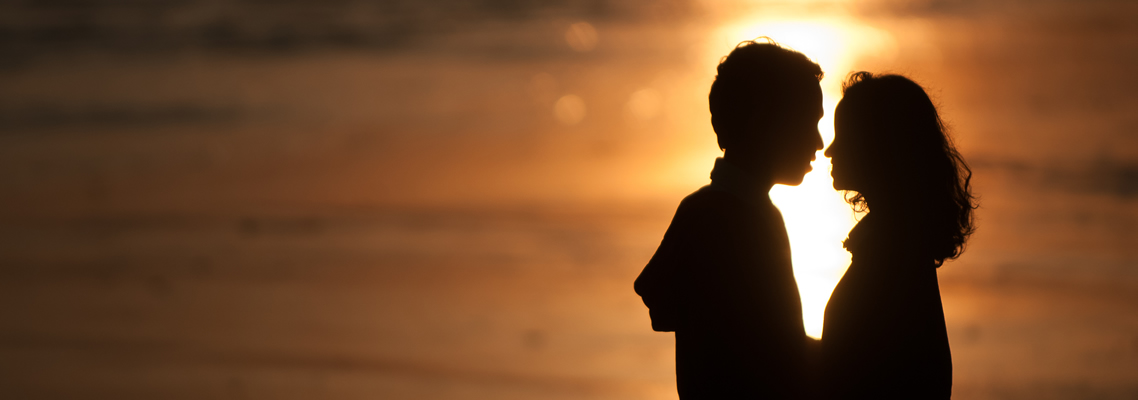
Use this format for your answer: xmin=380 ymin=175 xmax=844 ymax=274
xmin=781 ymin=77 xmax=822 ymax=96
xmin=778 ymin=84 xmax=823 ymax=109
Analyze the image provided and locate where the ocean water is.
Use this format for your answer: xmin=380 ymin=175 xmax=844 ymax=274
xmin=1 ymin=200 xmax=1135 ymax=399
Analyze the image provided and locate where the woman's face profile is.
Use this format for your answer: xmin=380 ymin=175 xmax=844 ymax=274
xmin=826 ymin=100 xmax=870 ymax=193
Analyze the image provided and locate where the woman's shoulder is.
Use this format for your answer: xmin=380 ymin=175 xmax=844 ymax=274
xmin=845 ymin=213 xmax=938 ymax=267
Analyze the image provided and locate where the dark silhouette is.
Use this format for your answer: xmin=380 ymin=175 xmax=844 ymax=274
xmin=821 ymin=72 xmax=977 ymax=399
xmin=634 ymin=40 xmax=824 ymax=399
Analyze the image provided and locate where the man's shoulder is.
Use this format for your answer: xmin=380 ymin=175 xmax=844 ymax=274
xmin=677 ymin=186 xmax=741 ymax=212
xmin=654 ymin=188 xmax=726 ymax=236
xmin=672 ymin=187 xmax=786 ymax=234
xmin=676 ymin=186 xmax=773 ymax=217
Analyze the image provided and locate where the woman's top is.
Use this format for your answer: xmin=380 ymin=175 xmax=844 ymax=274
xmin=821 ymin=212 xmax=953 ymax=399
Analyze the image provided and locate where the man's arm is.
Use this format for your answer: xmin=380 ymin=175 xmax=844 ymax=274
xmin=673 ymin=193 xmax=809 ymax=398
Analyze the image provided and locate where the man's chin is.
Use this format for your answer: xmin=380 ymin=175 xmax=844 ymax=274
xmin=772 ymin=164 xmax=814 ymax=186
xmin=776 ymin=174 xmax=808 ymax=187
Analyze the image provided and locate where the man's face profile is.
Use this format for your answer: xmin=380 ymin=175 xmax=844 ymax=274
xmin=709 ymin=42 xmax=825 ymax=187
xmin=742 ymin=81 xmax=824 ymax=187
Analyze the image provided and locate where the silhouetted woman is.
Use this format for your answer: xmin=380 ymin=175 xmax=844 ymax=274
xmin=821 ymin=72 xmax=976 ymax=399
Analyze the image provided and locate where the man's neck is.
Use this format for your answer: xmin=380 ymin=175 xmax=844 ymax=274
xmin=708 ymin=157 xmax=774 ymax=203
xmin=718 ymin=154 xmax=774 ymax=190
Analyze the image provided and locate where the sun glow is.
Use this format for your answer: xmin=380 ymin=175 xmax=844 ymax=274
xmin=709 ymin=17 xmax=896 ymax=337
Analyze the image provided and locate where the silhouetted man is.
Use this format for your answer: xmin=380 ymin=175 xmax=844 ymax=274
xmin=634 ymin=41 xmax=824 ymax=399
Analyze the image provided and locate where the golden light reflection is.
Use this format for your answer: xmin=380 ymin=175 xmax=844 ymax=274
xmin=708 ymin=17 xmax=896 ymax=337
xmin=554 ymin=94 xmax=587 ymax=125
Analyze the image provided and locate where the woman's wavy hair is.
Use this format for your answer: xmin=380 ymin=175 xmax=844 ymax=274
xmin=838 ymin=72 xmax=977 ymax=266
